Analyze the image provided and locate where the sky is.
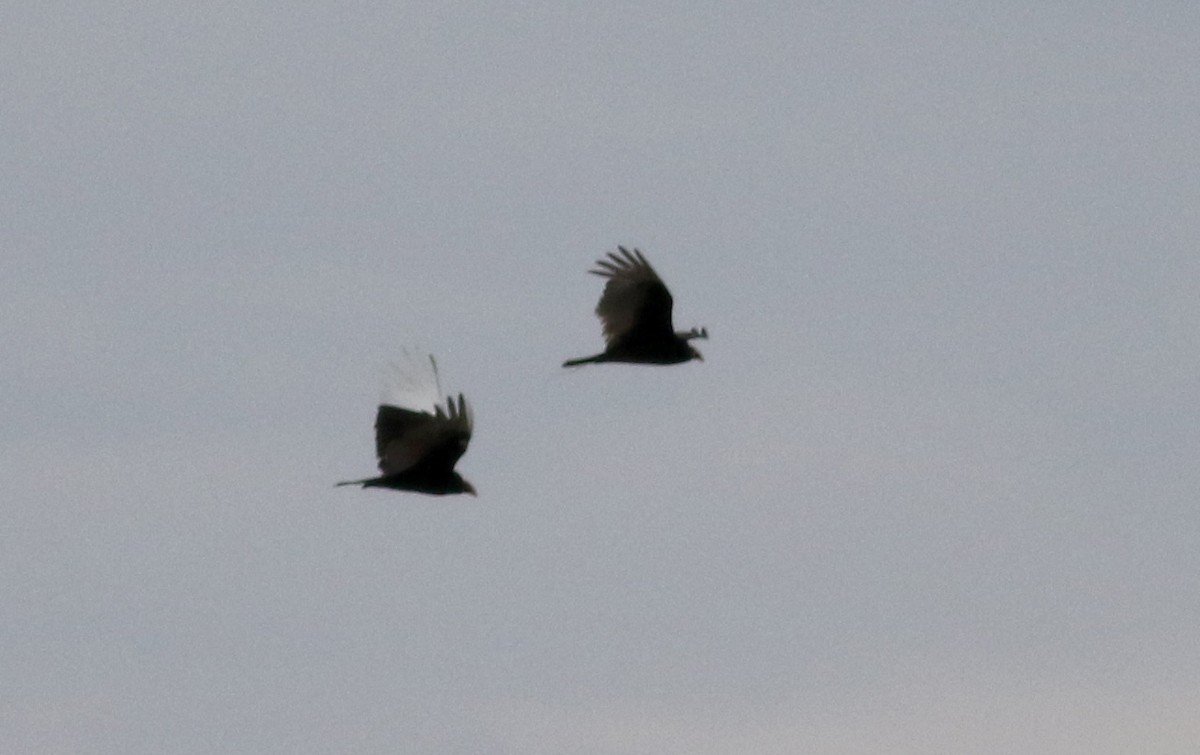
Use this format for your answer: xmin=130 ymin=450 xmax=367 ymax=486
xmin=3 ymin=2 xmax=1199 ymax=753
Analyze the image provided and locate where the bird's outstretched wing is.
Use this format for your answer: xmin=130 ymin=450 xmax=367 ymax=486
xmin=590 ymin=247 xmax=676 ymax=347
xmin=418 ymin=393 xmax=473 ymax=474
xmin=380 ymin=350 xmax=442 ymax=414
xmin=375 ymin=393 xmax=472 ymax=476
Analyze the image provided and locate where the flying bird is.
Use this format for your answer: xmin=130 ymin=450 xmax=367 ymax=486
xmin=564 ymin=246 xmax=709 ymax=367
xmin=337 ymin=354 xmax=476 ymax=496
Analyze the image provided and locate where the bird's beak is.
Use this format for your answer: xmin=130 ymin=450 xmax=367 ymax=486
xmin=464 ymin=482 xmax=478 ymax=497
xmin=693 ymin=348 xmax=704 ymax=362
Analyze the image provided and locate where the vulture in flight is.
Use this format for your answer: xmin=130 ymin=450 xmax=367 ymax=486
xmin=564 ymin=246 xmax=708 ymax=367
xmin=337 ymin=354 xmax=476 ymax=496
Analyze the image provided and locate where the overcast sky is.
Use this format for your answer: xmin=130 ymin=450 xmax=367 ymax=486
xmin=4 ymin=3 xmax=1200 ymax=753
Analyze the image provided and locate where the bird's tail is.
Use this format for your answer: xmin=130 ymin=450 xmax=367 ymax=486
xmin=563 ymin=353 xmax=608 ymax=367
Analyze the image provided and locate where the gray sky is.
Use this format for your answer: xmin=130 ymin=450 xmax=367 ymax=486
xmin=4 ymin=2 xmax=1199 ymax=753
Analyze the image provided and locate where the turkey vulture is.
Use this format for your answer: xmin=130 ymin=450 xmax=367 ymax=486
xmin=337 ymin=355 xmax=476 ymax=496
xmin=564 ymin=246 xmax=708 ymax=367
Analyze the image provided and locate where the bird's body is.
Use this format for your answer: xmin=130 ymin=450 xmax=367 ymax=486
xmin=345 ymin=467 xmax=473 ymax=496
xmin=562 ymin=333 xmax=697 ymax=366
xmin=338 ymin=357 xmax=476 ymax=496
xmin=564 ymin=247 xmax=707 ymax=367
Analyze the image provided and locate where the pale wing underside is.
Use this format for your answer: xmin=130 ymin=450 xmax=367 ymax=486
xmin=379 ymin=349 xmax=442 ymax=413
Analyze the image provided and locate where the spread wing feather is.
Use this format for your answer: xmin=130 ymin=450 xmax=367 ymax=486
xmin=589 ymin=246 xmax=676 ymax=346
xmin=375 ymin=393 xmax=473 ymax=476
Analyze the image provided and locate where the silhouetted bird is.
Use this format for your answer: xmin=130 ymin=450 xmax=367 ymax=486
xmin=564 ymin=246 xmax=708 ymax=367
xmin=337 ymin=356 xmax=476 ymax=496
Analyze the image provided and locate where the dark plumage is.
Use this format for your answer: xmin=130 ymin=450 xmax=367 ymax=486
xmin=564 ymin=247 xmax=708 ymax=367
xmin=337 ymin=359 xmax=476 ymax=496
